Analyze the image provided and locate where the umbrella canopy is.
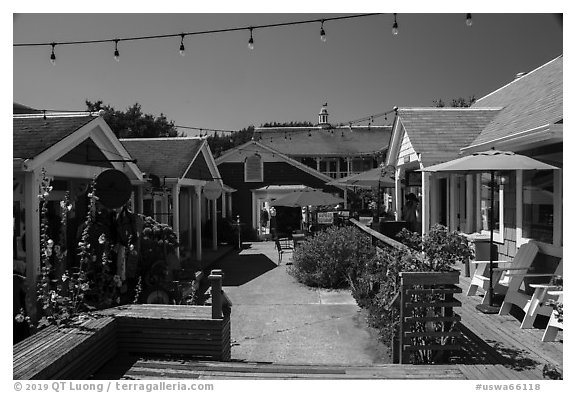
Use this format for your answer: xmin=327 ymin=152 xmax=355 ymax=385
xmin=327 ymin=166 xmax=395 ymax=188
xmin=270 ymin=188 xmax=344 ymax=207
xmin=422 ymin=150 xmax=558 ymax=173
xmin=421 ymin=150 xmax=558 ymax=313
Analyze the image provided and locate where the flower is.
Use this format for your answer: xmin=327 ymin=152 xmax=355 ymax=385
xmin=80 ymin=283 xmax=90 ymax=291
xmin=15 ymin=314 xmax=25 ymax=323
xmin=98 ymin=234 xmax=106 ymax=244
xmin=62 ymin=273 xmax=69 ymax=282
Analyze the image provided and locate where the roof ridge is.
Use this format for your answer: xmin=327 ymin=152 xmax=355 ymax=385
xmin=399 ymin=107 xmax=502 ymax=111
xmin=14 ymin=112 xmax=95 ymax=119
xmin=475 ymin=55 xmax=563 ymax=104
xmin=119 ymin=136 xmax=203 ymax=141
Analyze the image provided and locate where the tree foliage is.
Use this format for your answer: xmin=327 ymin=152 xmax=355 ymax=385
xmin=85 ymin=100 xmax=181 ymax=138
xmin=260 ymin=121 xmax=314 ymax=128
xmin=206 ymin=126 xmax=255 ymax=157
xmin=432 ymin=96 xmax=476 ymax=108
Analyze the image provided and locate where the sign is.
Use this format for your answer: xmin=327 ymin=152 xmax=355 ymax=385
xmin=203 ymin=181 xmax=222 ymax=200
xmin=317 ymin=212 xmax=334 ymax=225
xmin=95 ymin=169 xmax=132 ymax=209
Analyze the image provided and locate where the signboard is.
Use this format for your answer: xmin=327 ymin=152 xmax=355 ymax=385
xmin=317 ymin=212 xmax=334 ymax=225
xmin=203 ymin=181 xmax=222 ymax=200
xmin=339 ymin=211 xmax=350 ymax=220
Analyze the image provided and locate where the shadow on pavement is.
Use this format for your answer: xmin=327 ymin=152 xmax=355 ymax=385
xmin=211 ymin=253 xmax=278 ymax=286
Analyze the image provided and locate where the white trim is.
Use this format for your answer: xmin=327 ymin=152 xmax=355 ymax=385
xmin=461 ymin=123 xmax=557 ymax=153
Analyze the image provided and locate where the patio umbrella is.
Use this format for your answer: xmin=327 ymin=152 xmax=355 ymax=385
xmin=422 ymin=149 xmax=558 ymax=314
xmin=270 ymin=188 xmax=344 ymax=207
xmin=327 ymin=166 xmax=396 ymax=188
xmin=328 ymin=165 xmax=395 ymax=217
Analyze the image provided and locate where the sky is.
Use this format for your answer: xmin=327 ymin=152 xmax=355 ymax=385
xmin=11 ymin=5 xmax=564 ymax=137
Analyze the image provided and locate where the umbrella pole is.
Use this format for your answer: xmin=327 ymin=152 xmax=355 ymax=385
xmin=476 ymin=170 xmax=500 ymax=314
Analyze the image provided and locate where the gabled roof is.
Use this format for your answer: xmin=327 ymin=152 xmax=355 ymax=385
xmin=215 ymin=140 xmax=339 ymax=185
xmin=13 ymin=115 xmax=96 ymax=159
xmin=254 ymin=125 xmax=392 ymax=157
xmin=396 ymin=108 xmax=500 ymax=167
xmin=13 ymin=102 xmax=42 ymax=114
xmin=120 ymin=137 xmax=204 ymax=179
xmin=469 ymin=55 xmax=563 ymax=148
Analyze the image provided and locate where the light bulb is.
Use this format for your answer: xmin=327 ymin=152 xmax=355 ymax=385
xmin=466 ymin=13 xmax=473 ymax=27
xmin=179 ymin=34 xmax=186 ymax=56
xmin=320 ymin=21 xmax=326 ymax=42
xmin=113 ymin=40 xmax=120 ymax=62
xmin=392 ymin=13 xmax=399 ymax=36
xmin=50 ymin=43 xmax=56 ymax=65
xmin=248 ymin=28 xmax=254 ymax=50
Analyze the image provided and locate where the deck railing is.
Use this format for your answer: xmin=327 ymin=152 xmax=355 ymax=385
xmin=350 ymin=219 xmax=462 ymax=364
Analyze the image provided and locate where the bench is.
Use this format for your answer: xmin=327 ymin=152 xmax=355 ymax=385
xmin=13 ymin=316 xmax=117 ymax=380
xmin=275 ymin=237 xmax=294 ymax=264
xmin=14 ymin=273 xmax=231 ymax=379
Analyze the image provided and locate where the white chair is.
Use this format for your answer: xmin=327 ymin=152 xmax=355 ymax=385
xmin=467 ymin=241 xmax=539 ymax=305
xmin=542 ymin=290 xmax=563 ymax=342
xmin=499 ymin=243 xmax=562 ymax=328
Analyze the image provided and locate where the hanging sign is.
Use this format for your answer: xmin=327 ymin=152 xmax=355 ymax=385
xmin=94 ymin=169 xmax=132 ymax=209
xmin=203 ymin=180 xmax=223 ymax=200
xmin=317 ymin=212 xmax=334 ymax=225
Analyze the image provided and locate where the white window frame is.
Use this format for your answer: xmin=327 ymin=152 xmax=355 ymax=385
xmin=244 ymin=154 xmax=264 ymax=183
xmin=476 ymin=174 xmax=504 ymax=243
xmin=516 ymin=169 xmax=562 ymax=247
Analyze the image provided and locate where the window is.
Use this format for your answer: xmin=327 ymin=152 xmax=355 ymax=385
xmin=479 ymin=173 xmax=504 ymax=243
xmin=245 ymin=154 xmax=263 ymax=182
xmin=521 ymin=170 xmax=554 ymax=244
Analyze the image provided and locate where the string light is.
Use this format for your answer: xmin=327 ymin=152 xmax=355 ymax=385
xmin=179 ymin=34 xmax=186 ymax=56
xmin=392 ymin=13 xmax=399 ymax=36
xmin=49 ymin=43 xmax=56 ymax=65
xmin=113 ymin=39 xmax=120 ymax=62
xmin=248 ymin=28 xmax=254 ymax=50
xmin=466 ymin=13 xmax=473 ymax=27
xmin=320 ymin=20 xmax=327 ymax=42
xmin=15 ymin=14 xmax=381 ymax=63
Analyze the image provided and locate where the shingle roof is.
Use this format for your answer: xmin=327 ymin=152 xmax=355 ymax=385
xmin=470 ymin=55 xmax=563 ymax=147
xmin=397 ymin=108 xmax=500 ymax=167
xmin=254 ymin=126 xmax=392 ymax=157
xmin=13 ymin=115 xmax=95 ymax=159
xmin=120 ymin=138 xmax=204 ymax=179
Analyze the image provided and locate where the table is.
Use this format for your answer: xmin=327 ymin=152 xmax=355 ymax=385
xmin=524 ymin=284 xmax=562 ymax=329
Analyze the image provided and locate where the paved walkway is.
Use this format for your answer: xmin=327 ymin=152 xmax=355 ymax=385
xmin=210 ymin=241 xmax=391 ymax=365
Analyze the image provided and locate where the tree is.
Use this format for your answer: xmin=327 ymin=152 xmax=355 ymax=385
xmin=206 ymin=125 xmax=255 ymax=157
xmin=433 ymin=96 xmax=476 ymax=108
xmin=85 ymin=100 xmax=181 ymax=138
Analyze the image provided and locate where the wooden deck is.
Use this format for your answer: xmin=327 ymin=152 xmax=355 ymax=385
xmin=96 ymin=358 xmax=539 ymax=380
xmin=454 ymin=268 xmax=563 ymax=378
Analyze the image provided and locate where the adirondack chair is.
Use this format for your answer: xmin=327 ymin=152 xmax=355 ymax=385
xmin=542 ymin=290 xmax=563 ymax=341
xmin=499 ymin=242 xmax=563 ymax=329
xmin=466 ymin=241 xmax=539 ymax=305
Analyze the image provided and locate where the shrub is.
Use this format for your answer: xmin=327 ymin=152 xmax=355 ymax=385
xmin=288 ymin=226 xmax=375 ymax=288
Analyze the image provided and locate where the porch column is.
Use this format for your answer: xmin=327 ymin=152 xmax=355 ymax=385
xmin=336 ymin=159 xmax=341 ymax=178
xmin=188 ymin=188 xmax=194 ymax=254
xmin=134 ymin=185 xmax=143 ymax=215
xmin=346 ymin=157 xmax=352 ymax=174
xmin=421 ymin=171 xmax=431 ymax=235
xmin=194 ymin=185 xmax=203 ymax=262
xmin=449 ymin=175 xmax=458 ymax=231
xmin=24 ymin=170 xmax=41 ymax=320
xmin=171 ymin=183 xmax=180 ymax=259
xmin=221 ymin=192 xmax=227 ymax=219
xmin=466 ymin=174 xmax=474 ymax=233
xmin=344 ymin=188 xmax=348 ymax=209
xmin=227 ymin=193 xmax=233 ymax=217
xmin=212 ymin=199 xmax=218 ymax=251
xmin=315 ymin=157 xmax=321 ymax=172
xmin=394 ymin=167 xmax=402 ymax=220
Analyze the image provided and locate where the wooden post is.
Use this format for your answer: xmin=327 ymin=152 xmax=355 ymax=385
xmin=212 ymin=199 xmax=218 ymax=251
xmin=209 ymin=273 xmax=223 ymax=319
xmin=399 ymin=272 xmax=406 ymax=364
xmin=194 ymin=186 xmax=203 ymax=262
xmin=172 ymin=183 xmax=180 ymax=259
xmin=24 ymin=170 xmax=41 ymax=321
